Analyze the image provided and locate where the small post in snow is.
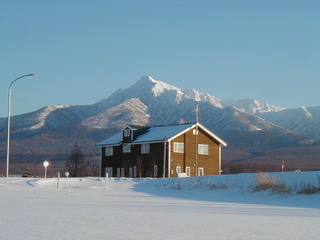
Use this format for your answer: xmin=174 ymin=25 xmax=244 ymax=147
xmin=105 ymin=173 xmax=109 ymax=191
xmin=281 ymin=160 xmax=285 ymax=172
xmin=57 ymin=172 xmax=60 ymax=189
xmin=65 ymin=171 xmax=69 ymax=190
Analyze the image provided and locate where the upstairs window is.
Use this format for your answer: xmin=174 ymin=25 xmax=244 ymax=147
xmin=198 ymin=144 xmax=209 ymax=155
xmin=141 ymin=144 xmax=150 ymax=154
xmin=123 ymin=144 xmax=131 ymax=153
xmin=173 ymin=142 xmax=184 ymax=153
xmin=105 ymin=146 xmax=113 ymax=156
xmin=124 ymin=129 xmax=131 ymax=137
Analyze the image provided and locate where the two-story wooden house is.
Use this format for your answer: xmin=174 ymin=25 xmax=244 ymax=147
xmin=96 ymin=122 xmax=227 ymax=178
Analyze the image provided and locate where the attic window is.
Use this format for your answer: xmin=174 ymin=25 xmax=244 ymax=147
xmin=124 ymin=129 xmax=131 ymax=137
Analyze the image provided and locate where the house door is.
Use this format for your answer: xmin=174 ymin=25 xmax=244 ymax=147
xmin=186 ymin=167 xmax=191 ymax=177
xmin=105 ymin=167 xmax=113 ymax=177
xmin=198 ymin=167 xmax=204 ymax=176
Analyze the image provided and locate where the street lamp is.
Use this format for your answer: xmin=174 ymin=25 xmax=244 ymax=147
xmin=6 ymin=74 xmax=35 ymax=177
xmin=43 ymin=160 xmax=49 ymax=178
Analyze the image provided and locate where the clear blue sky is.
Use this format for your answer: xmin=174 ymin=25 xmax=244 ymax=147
xmin=1 ymin=0 xmax=319 ymax=117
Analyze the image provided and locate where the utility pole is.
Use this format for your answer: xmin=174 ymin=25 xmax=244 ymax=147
xmin=195 ymin=104 xmax=199 ymax=176
xmin=163 ymin=137 xmax=167 ymax=178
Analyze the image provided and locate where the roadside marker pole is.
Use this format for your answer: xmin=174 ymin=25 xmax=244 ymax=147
xmin=282 ymin=160 xmax=285 ymax=172
xmin=105 ymin=173 xmax=109 ymax=191
xmin=65 ymin=171 xmax=69 ymax=190
xmin=57 ymin=172 xmax=60 ymax=189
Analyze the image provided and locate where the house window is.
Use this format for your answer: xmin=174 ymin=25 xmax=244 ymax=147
xmin=105 ymin=167 xmax=113 ymax=177
xmin=117 ymin=168 xmax=120 ymax=178
xmin=129 ymin=167 xmax=133 ymax=178
xmin=186 ymin=167 xmax=191 ymax=177
xmin=176 ymin=166 xmax=181 ymax=174
xmin=198 ymin=144 xmax=209 ymax=155
xmin=141 ymin=144 xmax=150 ymax=154
xmin=123 ymin=144 xmax=131 ymax=153
xmin=173 ymin=142 xmax=184 ymax=153
xmin=105 ymin=146 xmax=113 ymax=156
xmin=198 ymin=167 xmax=204 ymax=176
xmin=124 ymin=129 xmax=131 ymax=137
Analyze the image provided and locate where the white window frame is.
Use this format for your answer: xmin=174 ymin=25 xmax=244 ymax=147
xmin=173 ymin=142 xmax=184 ymax=153
xmin=123 ymin=144 xmax=131 ymax=153
xmin=105 ymin=146 xmax=113 ymax=156
xmin=141 ymin=144 xmax=150 ymax=154
xmin=176 ymin=166 xmax=181 ymax=173
xmin=198 ymin=144 xmax=209 ymax=155
xmin=198 ymin=167 xmax=204 ymax=176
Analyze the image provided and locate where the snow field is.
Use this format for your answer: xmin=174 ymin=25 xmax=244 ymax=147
xmin=1 ymin=171 xmax=319 ymax=240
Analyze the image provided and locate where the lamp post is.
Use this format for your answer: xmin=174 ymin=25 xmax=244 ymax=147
xmin=43 ymin=160 xmax=49 ymax=178
xmin=6 ymin=74 xmax=35 ymax=177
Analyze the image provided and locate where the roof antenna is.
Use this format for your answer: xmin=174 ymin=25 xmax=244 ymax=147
xmin=195 ymin=104 xmax=199 ymax=124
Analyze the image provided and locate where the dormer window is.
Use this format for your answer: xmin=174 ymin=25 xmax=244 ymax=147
xmin=124 ymin=129 xmax=131 ymax=137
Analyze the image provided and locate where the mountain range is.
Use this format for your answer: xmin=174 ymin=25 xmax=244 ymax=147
xmin=0 ymin=76 xmax=319 ymax=175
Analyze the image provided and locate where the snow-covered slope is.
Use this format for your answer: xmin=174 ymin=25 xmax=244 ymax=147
xmin=221 ymin=98 xmax=286 ymax=114
xmin=258 ymin=106 xmax=320 ymax=140
xmin=0 ymin=76 xmax=318 ymax=164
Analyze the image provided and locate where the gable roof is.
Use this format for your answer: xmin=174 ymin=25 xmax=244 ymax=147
xmin=95 ymin=123 xmax=227 ymax=147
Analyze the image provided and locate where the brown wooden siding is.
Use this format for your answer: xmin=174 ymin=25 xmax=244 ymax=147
xmin=100 ymin=125 xmax=222 ymax=178
xmin=169 ymin=128 xmax=221 ymax=177
xmin=101 ymin=142 xmax=167 ymax=178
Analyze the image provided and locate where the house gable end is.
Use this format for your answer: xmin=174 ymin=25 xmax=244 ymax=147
xmin=167 ymin=123 xmax=227 ymax=147
xmin=196 ymin=123 xmax=227 ymax=147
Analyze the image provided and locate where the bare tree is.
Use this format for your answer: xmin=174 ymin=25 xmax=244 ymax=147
xmin=136 ymin=157 xmax=143 ymax=178
xmin=65 ymin=143 xmax=87 ymax=177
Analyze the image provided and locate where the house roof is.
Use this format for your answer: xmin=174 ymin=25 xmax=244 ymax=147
xmin=95 ymin=122 xmax=227 ymax=147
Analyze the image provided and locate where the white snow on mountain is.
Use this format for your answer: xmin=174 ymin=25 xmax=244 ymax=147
xmin=1 ymin=75 xmax=319 ymax=142
xmin=259 ymin=106 xmax=320 ymax=140
xmin=82 ymin=98 xmax=151 ymax=130
xmin=301 ymin=106 xmax=313 ymax=118
xmin=120 ymin=76 xmax=182 ymax=98
xmin=30 ymin=105 xmax=70 ymax=129
xmin=183 ymin=89 xmax=223 ymax=108
xmin=221 ymin=98 xmax=286 ymax=114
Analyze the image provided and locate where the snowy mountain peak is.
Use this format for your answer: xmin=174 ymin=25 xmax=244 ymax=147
xmin=122 ymin=76 xmax=182 ymax=98
xmin=183 ymin=89 xmax=222 ymax=108
xmin=139 ymin=76 xmax=182 ymax=97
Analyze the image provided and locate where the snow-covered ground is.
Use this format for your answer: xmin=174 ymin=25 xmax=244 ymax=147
xmin=1 ymin=172 xmax=319 ymax=240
